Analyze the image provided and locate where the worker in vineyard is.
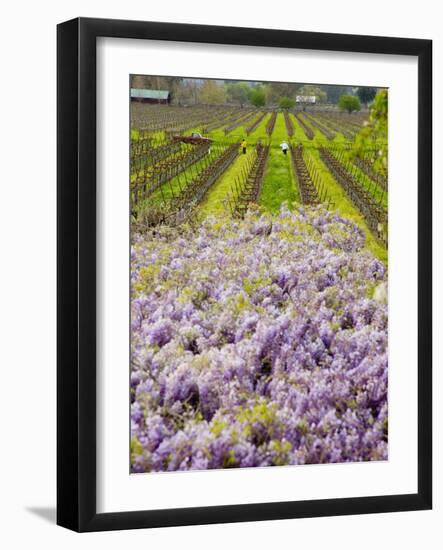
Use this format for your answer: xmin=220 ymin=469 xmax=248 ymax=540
xmin=241 ymin=138 xmax=247 ymax=155
xmin=280 ymin=141 xmax=289 ymax=155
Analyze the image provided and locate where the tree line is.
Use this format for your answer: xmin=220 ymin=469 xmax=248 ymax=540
xmin=130 ymin=75 xmax=378 ymax=111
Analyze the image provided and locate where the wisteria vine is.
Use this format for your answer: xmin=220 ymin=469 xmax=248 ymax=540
xmin=130 ymin=206 xmax=388 ymax=473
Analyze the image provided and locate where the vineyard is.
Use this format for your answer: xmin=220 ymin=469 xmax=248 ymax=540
xmin=131 ymin=103 xmax=387 ymax=259
xmin=130 ymin=93 xmax=389 ymax=473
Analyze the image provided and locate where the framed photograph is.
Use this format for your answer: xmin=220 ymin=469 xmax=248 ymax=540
xmin=57 ymin=17 xmax=432 ymax=532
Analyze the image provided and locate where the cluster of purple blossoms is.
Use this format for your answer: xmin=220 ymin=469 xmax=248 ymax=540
xmin=130 ymin=206 xmax=388 ymax=473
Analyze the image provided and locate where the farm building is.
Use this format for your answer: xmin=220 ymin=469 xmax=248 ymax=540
xmin=130 ymin=89 xmax=171 ymax=104
xmin=296 ymin=95 xmax=317 ymax=104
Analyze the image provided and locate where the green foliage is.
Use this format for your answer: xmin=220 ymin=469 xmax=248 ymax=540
xmin=338 ymin=95 xmax=361 ymax=113
xmin=321 ymin=85 xmax=353 ymax=103
xmin=270 ymin=439 xmax=293 ymax=466
xmin=243 ymin=275 xmax=272 ymax=295
xmin=357 ymin=87 xmax=377 ymax=105
xmin=265 ymin=82 xmax=299 ymax=103
xmin=279 ymin=96 xmax=296 ymax=110
xmin=172 ymin=80 xmax=199 ymax=105
xmin=225 ymin=82 xmax=251 ymax=106
xmin=237 ymin=401 xmax=277 ymax=428
xmin=130 ymin=437 xmax=144 ymax=465
xmin=210 ymin=418 xmax=228 ymax=436
xmin=353 ymin=89 xmax=388 ymax=176
xmin=200 ymin=80 xmax=227 ymax=104
xmin=249 ymin=86 xmax=267 ymax=107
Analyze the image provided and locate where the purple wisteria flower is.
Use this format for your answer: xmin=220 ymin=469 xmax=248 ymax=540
xmin=130 ymin=206 xmax=388 ymax=473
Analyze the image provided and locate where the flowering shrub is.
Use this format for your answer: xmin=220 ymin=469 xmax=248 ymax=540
xmin=130 ymin=206 xmax=388 ymax=472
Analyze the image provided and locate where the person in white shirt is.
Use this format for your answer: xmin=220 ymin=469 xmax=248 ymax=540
xmin=280 ymin=142 xmax=289 ymax=155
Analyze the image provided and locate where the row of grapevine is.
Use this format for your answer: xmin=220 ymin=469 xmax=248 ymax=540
xmin=291 ymin=144 xmax=332 ymax=207
xmin=319 ymin=146 xmax=387 ymax=243
xmin=226 ymin=144 xmax=270 ymax=216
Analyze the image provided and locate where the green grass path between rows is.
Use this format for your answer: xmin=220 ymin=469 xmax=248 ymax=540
xmin=260 ymin=113 xmax=298 ymax=212
xmin=199 ymin=148 xmax=254 ymax=218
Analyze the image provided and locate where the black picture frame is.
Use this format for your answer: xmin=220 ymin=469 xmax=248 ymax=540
xmin=57 ymin=17 xmax=432 ymax=532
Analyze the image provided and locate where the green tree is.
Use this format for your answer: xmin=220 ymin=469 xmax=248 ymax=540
xmin=171 ymin=80 xmax=196 ymax=105
xmin=249 ymin=86 xmax=267 ymax=107
xmin=338 ymin=95 xmax=361 ymax=113
xmin=279 ymin=96 xmax=295 ymax=110
xmin=200 ymin=80 xmax=227 ymax=104
xmin=357 ymin=87 xmax=377 ymax=106
xmin=322 ymin=84 xmax=353 ymax=103
xmin=131 ymin=75 xmax=181 ymax=92
xmin=266 ymin=82 xmax=299 ymax=103
xmin=225 ymin=82 xmax=251 ymax=107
